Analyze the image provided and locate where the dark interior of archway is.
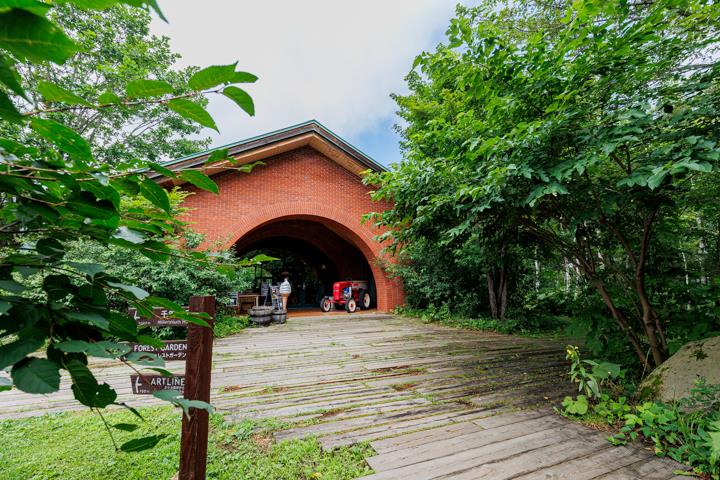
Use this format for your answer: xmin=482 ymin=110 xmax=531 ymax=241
xmin=235 ymin=220 xmax=375 ymax=309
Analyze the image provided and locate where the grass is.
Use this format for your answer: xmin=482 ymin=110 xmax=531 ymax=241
xmin=214 ymin=314 xmax=250 ymax=338
xmin=0 ymin=406 xmax=374 ymax=480
xmin=395 ymin=306 xmax=574 ymax=340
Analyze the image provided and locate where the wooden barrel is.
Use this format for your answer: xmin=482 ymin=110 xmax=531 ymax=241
xmin=272 ymin=311 xmax=287 ymax=324
xmin=249 ymin=306 xmax=272 ymax=326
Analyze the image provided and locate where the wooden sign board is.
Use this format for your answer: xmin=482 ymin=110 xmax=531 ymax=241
xmin=128 ymin=340 xmax=187 ymax=361
xmin=128 ymin=307 xmax=188 ymax=327
xmin=130 ymin=374 xmax=185 ymax=395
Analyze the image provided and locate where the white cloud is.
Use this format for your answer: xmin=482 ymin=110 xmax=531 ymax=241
xmin=151 ymin=1 xmax=463 ymax=150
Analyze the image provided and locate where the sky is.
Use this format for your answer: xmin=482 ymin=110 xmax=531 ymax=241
xmin=150 ymin=1 xmax=469 ymax=167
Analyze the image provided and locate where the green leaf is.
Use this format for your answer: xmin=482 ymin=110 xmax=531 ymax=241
xmin=107 ymin=281 xmax=149 ymax=300
xmin=223 ymin=86 xmax=254 ymax=116
xmin=113 ymin=226 xmax=146 ymax=244
xmin=37 ymin=80 xmax=91 ymax=106
xmin=65 ymin=261 xmax=104 ymax=279
xmin=167 ymin=98 xmax=217 ymax=131
xmin=0 ymin=0 xmax=52 ymax=16
xmin=125 ymin=79 xmax=173 ymax=99
xmin=179 ymin=170 xmax=218 ymax=194
xmin=231 ymin=71 xmax=258 ymax=83
xmin=67 ymin=359 xmax=116 ymax=408
xmin=0 ymin=53 xmax=24 ymax=98
xmin=65 ymin=310 xmax=109 ymax=329
xmin=124 ymin=351 xmax=164 ymax=367
xmin=0 ymin=336 xmax=43 ymax=369
xmin=205 ymin=148 xmax=231 ymax=165
xmin=138 ymin=177 xmax=170 ymax=212
xmin=11 ymin=358 xmax=60 ymax=394
xmin=97 ymin=90 xmax=120 ymax=104
xmin=146 ymin=296 xmax=185 ymax=312
xmin=146 ymin=161 xmax=176 ymax=179
xmin=30 ymin=118 xmax=92 ymax=161
xmin=120 ymin=434 xmax=168 ymax=452
xmin=67 ymin=191 xmax=117 ymax=219
xmin=0 ymin=90 xmax=22 ymax=123
xmin=0 ymin=9 xmax=77 ymax=64
xmin=0 ymin=278 xmax=26 ymax=293
xmin=187 ymin=63 xmax=237 ymax=91
xmin=153 ymin=389 xmax=214 ymax=418
xmin=55 ymin=339 xmax=91 ymax=353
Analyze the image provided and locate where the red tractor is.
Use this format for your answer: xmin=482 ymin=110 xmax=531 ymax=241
xmin=320 ymin=280 xmax=372 ymax=313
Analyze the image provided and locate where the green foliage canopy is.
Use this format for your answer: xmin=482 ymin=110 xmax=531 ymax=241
xmin=0 ymin=0 xmax=259 ymax=449
xmin=368 ymin=0 xmax=720 ymax=369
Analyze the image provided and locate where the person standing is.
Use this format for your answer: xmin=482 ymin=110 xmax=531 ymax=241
xmin=279 ymin=277 xmax=292 ymax=312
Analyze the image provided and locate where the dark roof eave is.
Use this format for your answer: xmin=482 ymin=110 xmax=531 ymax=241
xmin=149 ymin=120 xmax=386 ymax=180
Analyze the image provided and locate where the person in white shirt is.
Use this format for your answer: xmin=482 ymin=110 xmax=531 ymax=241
xmin=279 ymin=277 xmax=292 ymax=312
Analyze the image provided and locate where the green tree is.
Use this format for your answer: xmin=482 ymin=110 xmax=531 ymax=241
xmin=0 ymin=0 xmax=259 ymax=450
xmin=369 ymin=0 xmax=720 ymax=369
xmin=4 ymin=3 xmax=217 ymax=164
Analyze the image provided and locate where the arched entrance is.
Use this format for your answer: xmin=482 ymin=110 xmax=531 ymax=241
xmin=235 ymin=217 xmax=377 ymax=309
xmin=151 ymin=120 xmax=404 ymax=311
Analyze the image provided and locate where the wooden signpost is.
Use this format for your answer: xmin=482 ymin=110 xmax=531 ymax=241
xmin=128 ymin=296 xmax=215 ymax=480
xmin=179 ymin=296 xmax=215 ymax=480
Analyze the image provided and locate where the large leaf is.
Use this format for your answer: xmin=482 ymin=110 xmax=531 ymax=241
xmin=37 ymin=80 xmax=91 ymax=106
xmin=65 ymin=310 xmax=109 ymax=329
xmin=138 ymin=177 xmax=170 ymax=212
xmin=167 ymin=98 xmax=217 ymax=131
xmin=153 ymin=389 xmax=214 ymax=418
xmin=67 ymin=191 xmax=118 ymax=220
xmin=11 ymin=358 xmax=60 ymax=394
xmin=223 ymin=86 xmax=254 ymax=116
xmin=187 ymin=63 xmax=237 ymax=91
xmin=30 ymin=118 xmax=92 ymax=161
xmin=146 ymin=161 xmax=176 ymax=179
xmin=0 ymin=9 xmax=77 ymax=64
xmin=180 ymin=170 xmax=218 ymax=194
xmin=67 ymin=359 xmax=116 ymax=408
xmin=0 ymin=336 xmax=43 ymax=369
xmin=125 ymin=79 xmax=173 ymax=99
xmin=0 ymin=90 xmax=21 ymax=123
xmin=0 ymin=53 xmax=25 ymax=98
xmin=231 ymin=71 xmax=258 ymax=83
xmin=107 ymin=281 xmax=149 ymax=300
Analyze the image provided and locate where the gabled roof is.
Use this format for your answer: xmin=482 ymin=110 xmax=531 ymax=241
xmin=152 ymin=120 xmax=385 ymax=185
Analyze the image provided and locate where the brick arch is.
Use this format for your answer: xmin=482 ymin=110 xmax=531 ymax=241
xmin=177 ymin=145 xmax=404 ymax=311
xmin=224 ymin=203 xmax=398 ymax=311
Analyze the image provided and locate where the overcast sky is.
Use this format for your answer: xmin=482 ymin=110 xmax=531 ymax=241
xmin=150 ymin=1 xmax=469 ymax=166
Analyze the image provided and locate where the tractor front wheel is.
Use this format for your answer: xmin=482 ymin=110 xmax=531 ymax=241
xmin=345 ymin=297 xmax=357 ymax=313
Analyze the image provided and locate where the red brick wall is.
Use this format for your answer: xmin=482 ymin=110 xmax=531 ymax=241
xmin=179 ymin=146 xmax=404 ymax=311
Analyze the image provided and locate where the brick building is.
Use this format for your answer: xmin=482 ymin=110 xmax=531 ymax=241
xmin=153 ymin=121 xmax=404 ymax=312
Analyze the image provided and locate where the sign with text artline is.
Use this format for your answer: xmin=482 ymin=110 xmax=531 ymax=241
xmin=130 ymin=374 xmax=185 ymax=395
xmin=128 ymin=307 xmax=188 ymax=327
xmin=128 ymin=340 xmax=187 ymax=361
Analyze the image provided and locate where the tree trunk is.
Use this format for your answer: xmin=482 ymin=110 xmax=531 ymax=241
xmin=487 ymin=267 xmax=508 ymax=320
xmin=592 ymin=280 xmax=648 ymax=367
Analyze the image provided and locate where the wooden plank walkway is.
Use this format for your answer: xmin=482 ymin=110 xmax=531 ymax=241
xmin=0 ymin=313 xmax=687 ymax=479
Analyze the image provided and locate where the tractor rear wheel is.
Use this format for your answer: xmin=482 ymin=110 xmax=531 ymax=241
xmin=358 ymin=289 xmax=371 ymax=310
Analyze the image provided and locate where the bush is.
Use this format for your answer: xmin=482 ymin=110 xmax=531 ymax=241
xmin=214 ymin=314 xmax=250 ymax=338
xmin=561 ymin=352 xmax=720 ymax=479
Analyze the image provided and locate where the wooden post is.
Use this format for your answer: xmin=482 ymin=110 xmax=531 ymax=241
xmin=179 ymin=296 xmax=215 ymax=480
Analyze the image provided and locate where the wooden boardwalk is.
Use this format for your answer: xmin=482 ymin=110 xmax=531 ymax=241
xmin=0 ymin=314 xmax=685 ymax=479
